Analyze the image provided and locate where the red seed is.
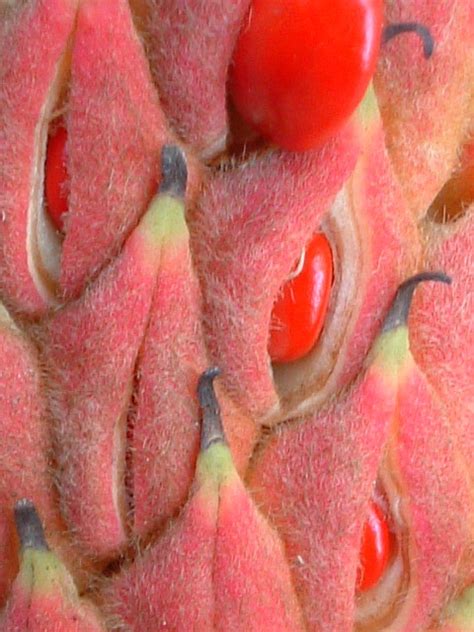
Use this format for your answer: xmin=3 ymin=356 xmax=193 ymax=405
xmin=229 ymin=0 xmax=383 ymax=151
xmin=44 ymin=124 xmax=69 ymax=231
xmin=268 ymin=232 xmax=333 ymax=363
xmin=356 ymin=501 xmax=392 ymax=592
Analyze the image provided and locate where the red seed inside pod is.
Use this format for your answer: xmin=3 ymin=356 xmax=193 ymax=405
xmin=229 ymin=0 xmax=383 ymax=150
xmin=268 ymin=232 xmax=333 ymax=363
xmin=356 ymin=500 xmax=392 ymax=592
xmin=44 ymin=123 xmax=69 ymax=232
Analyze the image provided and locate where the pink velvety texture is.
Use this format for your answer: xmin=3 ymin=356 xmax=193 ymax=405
xmin=60 ymin=0 xmax=168 ymax=298
xmin=0 ymin=0 xmax=77 ymax=314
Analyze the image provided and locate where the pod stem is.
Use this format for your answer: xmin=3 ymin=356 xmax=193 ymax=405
xmin=198 ymin=367 xmax=227 ymax=451
xmin=382 ymin=271 xmax=451 ymax=333
xmin=383 ymin=22 xmax=435 ymax=59
xmin=14 ymin=499 xmax=49 ymax=552
xmin=159 ymin=145 xmax=188 ymax=198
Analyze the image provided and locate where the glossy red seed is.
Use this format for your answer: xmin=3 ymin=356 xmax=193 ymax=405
xmin=268 ymin=233 xmax=333 ymax=363
xmin=229 ymin=0 xmax=383 ymax=151
xmin=44 ymin=124 xmax=69 ymax=231
xmin=356 ymin=501 xmax=392 ymax=592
